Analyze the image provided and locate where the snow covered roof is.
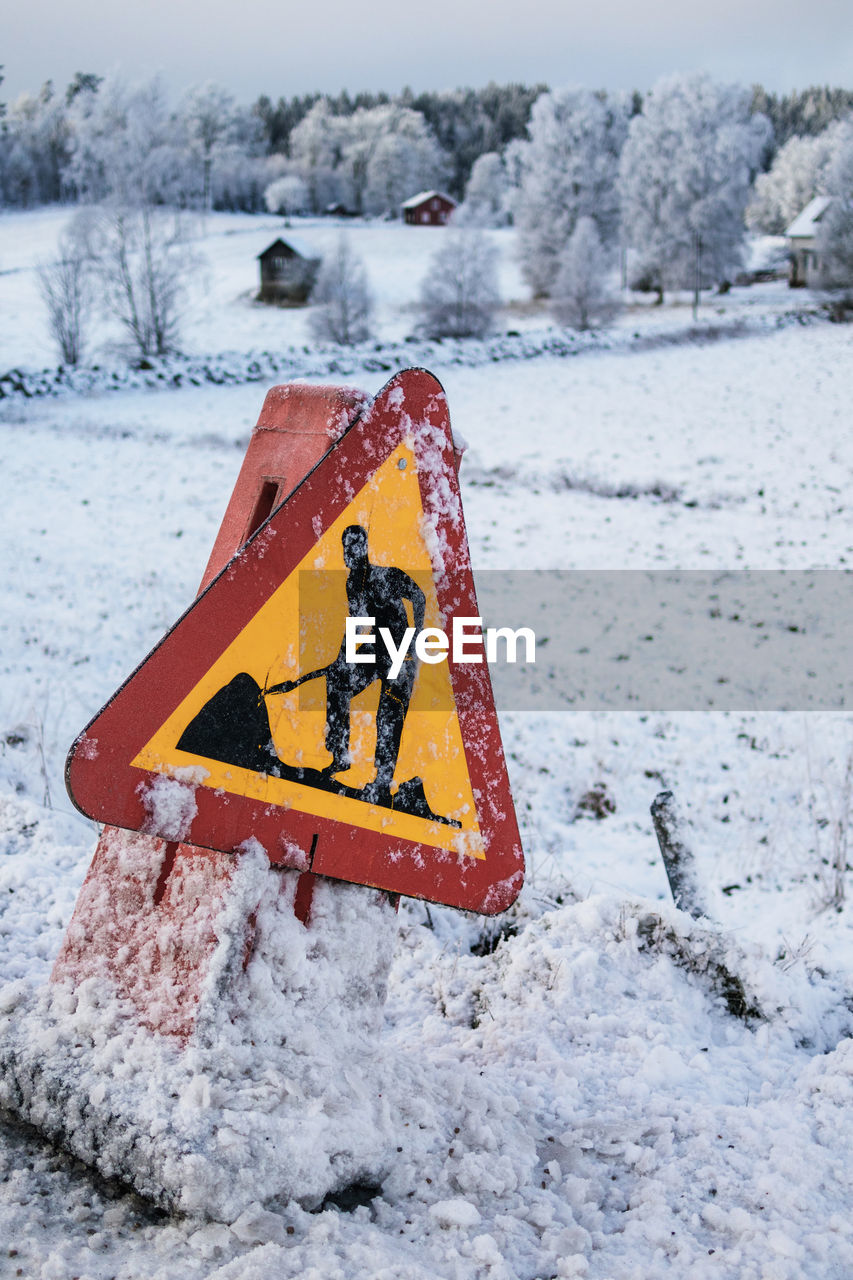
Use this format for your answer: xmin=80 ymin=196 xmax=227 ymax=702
xmin=400 ymin=190 xmax=456 ymax=210
xmin=784 ymin=196 xmax=832 ymax=239
xmin=257 ymin=235 xmax=318 ymax=261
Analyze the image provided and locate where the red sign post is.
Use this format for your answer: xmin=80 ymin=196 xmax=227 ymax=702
xmin=56 ymin=369 xmax=524 ymax=1041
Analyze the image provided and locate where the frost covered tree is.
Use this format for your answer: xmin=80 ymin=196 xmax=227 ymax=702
xmin=1 ymin=81 xmax=71 ymax=205
xmin=63 ymin=77 xmax=121 ymax=201
xmin=289 ymin=100 xmax=346 ymax=212
xmin=457 ymin=152 xmax=512 ymax=226
xmin=38 ymin=213 xmax=95 ymax=364
xmin=406 ymin=82 xmax=545 ymax=198
xmin=514 ymin=89 xmax=630 ymax=295
xmin=289 ymin=101 xmax=446 ymax=216
xmin=308 ymin=236 xmax=373 ymax=345
xmin=363 ymin=116 xmax=446 ymax=216
xmin=410 ymin=87 xmax=493 ymax=198
xmin=180 ymin=82 xmax=240 ymax=212
xmin=264 ymin=173 xmax=310 ymax=221
xmin=60 ymin=74 xmax=200 ymax=355
xmin=746 ymin=127 xmax=839 ymax=233
xmin=418 ymin=229 xmax=500 ymax=338
xmin=339 ymin=105 xmax=397 ymax=213
xmin=501 ymin=137 xmax=528 ymax=224
xmin=64 ymin=76 xmax=184 ymax=206
xmin=250 ymin=82 xmax=542 ymax=199
xmin=550 ymin=217 xmax=619 ymax=331
xmin=816 ymin=123 xmax=853 ymax=287
xmin=751 ymin=84 xmax=853 ymax=147
xmin=339 ymin=105 xmax=445 ymax=216
xmin=209 ymin=149 xmax=277 ymax=213
xmin=619 ymin=74 xmax=771 ymax=301
xmin=63 ymin=75 xmax=266 ymax=211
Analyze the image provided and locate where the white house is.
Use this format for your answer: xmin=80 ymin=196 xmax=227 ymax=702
xmin=784 ymin=196 xmax=833 ymax=287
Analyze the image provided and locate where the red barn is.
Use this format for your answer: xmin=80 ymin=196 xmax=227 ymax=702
xmin=402 ymin=190 xmax=457 ymax=226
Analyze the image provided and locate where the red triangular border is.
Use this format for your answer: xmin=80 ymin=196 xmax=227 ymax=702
xmin=66 ymin=369 xmax=524 ymax=913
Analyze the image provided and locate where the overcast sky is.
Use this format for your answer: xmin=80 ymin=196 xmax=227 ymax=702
xmin=5 ymin=0 xmax=852 ymax=105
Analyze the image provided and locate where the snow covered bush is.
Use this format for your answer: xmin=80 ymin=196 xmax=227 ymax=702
xmin=550 ymin=217 xmax=619 ymax=331
xmin=619 ymin=74 xmax=770 ymax=300
xmin=308 ymin=235 xmax=373 ymax=345
xmin=514 ymin=88 xmax=629 ymax=296
xmin=417 ymin=229 xmax=501 ymax=339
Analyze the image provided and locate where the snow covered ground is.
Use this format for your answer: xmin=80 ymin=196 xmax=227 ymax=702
xmin=0 ymin=207 xmax=800 ymax=372
xmin=1 ymin=210 xmax=853 ymax=1278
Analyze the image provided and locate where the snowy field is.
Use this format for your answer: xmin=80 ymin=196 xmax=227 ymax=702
xmin=1 ymin=210 xmax=853 ymax=1278
xmin=0 ymin=207 xmax=798 ymax=372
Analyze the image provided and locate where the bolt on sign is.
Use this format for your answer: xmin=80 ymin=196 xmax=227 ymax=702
xmin=66 ymin=369 xmax=524 ymax=913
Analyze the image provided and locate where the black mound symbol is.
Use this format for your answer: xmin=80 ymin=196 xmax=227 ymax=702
xmin=177 ymin=672 xmax=280 ymax=774
xmin=177 ymin=672 xmax=460 ymax=828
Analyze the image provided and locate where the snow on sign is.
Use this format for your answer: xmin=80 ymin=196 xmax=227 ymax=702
xmin=66 ymin=368 xmax=524 ymax=914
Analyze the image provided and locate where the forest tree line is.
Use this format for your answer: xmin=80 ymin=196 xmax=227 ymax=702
xmin=10 ymin=67 xmax=853 ymax=366
xmin=0 ymin=67 xmax=851 ymax=217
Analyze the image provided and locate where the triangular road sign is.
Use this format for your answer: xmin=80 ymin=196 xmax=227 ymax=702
xmin=66 ymin=369 xmax=524 ymax=913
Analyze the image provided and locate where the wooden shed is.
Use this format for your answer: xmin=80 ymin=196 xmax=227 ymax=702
xmin=257 ymin=237 xmax=322 ymax=304
xmin=401 ymin=191 xmax=457 ymax=226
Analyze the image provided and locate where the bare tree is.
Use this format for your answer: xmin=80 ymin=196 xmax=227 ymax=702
xmin=38 ymin=213 xmax=95 ymax=364
xmin=551 ymin=216 xmax=619 ymax=331
xmin=98 ymin=204 xmax=193 ymax=357
xmin=418 ymin=229 xmax=500 ymax=339
xmin=308 ymin=236 xmax=373 ymax=346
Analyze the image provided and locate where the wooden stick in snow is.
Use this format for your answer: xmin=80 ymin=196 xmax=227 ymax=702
xmin=651 ymin=790 xmax=708 ymax=920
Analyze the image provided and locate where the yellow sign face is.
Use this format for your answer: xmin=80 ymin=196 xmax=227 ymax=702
xmin=134 ymin=442 xmax=484 ymax=858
